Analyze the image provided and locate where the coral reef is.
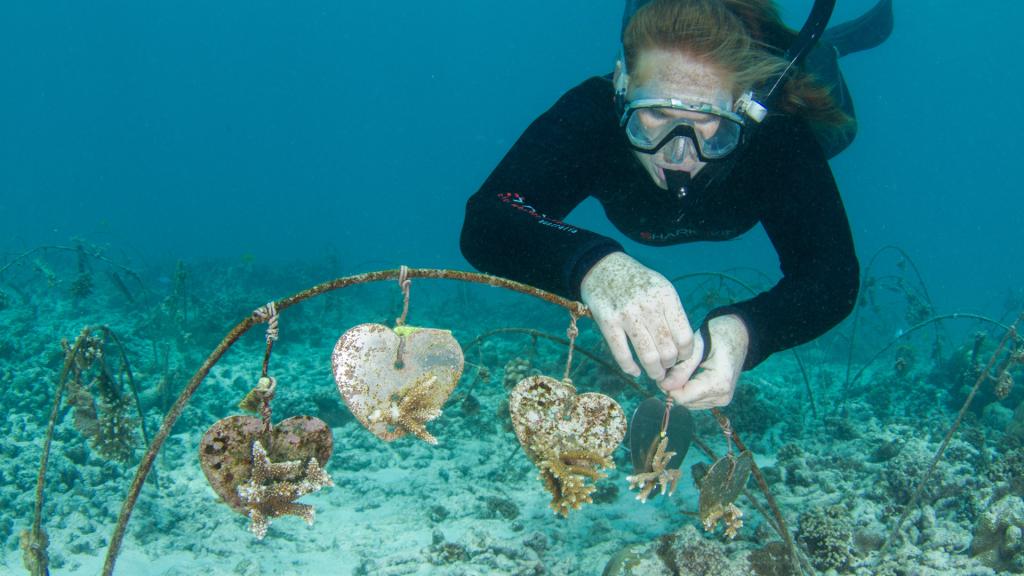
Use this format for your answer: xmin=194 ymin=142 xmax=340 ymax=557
xmin=70 ymin=272 xmax=93 ymax=300
xmin=1002 ymin=400 xmax=1024 ymax=450
xmin=7 ymin=252 xmax=1022 ymax=574
xmin=603 ymin=544 xmax=672 ymax=576
xmin=774 ymin=442 xmax=816 ymax=488
xmin=722 ymin=379 xmax=781 ymax=438
xmin=746 ymin=541 xmax=797 ymax=576
xmin=483 ymin=495 xmax=520 ymax=520
xmin=877 ymin=435 xmax=982 ymax=517
xmin=503 ymin=356 xmax=537 ymax=390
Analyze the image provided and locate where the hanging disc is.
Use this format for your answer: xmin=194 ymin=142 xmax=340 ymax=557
xmin=628 ymin=396 xmax=694 ymax=480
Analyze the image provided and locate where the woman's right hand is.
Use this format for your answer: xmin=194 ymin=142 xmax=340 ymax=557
xmin=580 ymin=252 xmax=694 ymax=381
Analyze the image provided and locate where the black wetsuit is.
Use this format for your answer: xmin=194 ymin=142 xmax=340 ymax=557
xmin=460 ymin=76 xmax=859 ymax=369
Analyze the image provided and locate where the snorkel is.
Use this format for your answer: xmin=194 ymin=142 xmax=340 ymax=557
xmin=617 ymin=0 xmax=838 ymax=198
xmin=736 ymin=0 xmax=837 ymax=132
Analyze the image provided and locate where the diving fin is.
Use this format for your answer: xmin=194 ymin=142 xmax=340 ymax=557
xmin=822 ymin=0 xmax=894 ymax=58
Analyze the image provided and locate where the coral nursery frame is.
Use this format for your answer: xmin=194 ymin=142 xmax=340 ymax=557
xmin=40 ymin=267 xmax=787 ymax=575
xmin=25 ymin=265 xmax=1017 ymax=575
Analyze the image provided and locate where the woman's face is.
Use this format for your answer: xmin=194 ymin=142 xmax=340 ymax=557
xmin=624 ymin=48 xmax=735 ymax=190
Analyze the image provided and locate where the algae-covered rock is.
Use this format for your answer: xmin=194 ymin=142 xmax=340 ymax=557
xmin=747 ymin=541 xmax=797 ymax=576
xmin=602 ymin=525 xmax=748 ymax=576
xmin=797 ymin=504 xmax=854 ymax=571
xmin=972 ymin=494 xmax=1024 ymax=572
xmin=603 ymin=543 xmax=671 ymax=576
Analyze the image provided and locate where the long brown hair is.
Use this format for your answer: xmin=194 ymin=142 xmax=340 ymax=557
xmin=622 ymin=0 xmax=849 ymax=126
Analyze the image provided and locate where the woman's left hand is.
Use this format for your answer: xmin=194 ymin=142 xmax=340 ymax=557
xmin=658 ymin=314 xmax=749 ymax=409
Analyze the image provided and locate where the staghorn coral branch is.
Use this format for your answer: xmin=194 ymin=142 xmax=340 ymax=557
xmin=236 ymin=440 xmax=333 ymax=539
xmin=537 ymin=452 xmax=609 ymax=517
xmin=626 ymin=435 xmax=681 ymax=503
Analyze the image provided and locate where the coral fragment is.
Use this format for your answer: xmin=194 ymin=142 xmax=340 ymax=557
xmin=236 ymin=440 xmax=333 ymax=539
xmin=702 ymin=502 xmax=744 ymax=540
xmin=626 ymin=435 xmax=681 ymax=503
xmin=537 ymin=449 xmax=613 ymax=517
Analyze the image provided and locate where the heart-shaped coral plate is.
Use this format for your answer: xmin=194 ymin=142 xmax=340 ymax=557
xmin=332 ymin=323 xmax=464 ymax=444
xmin=508 ymin=375 xmax=626 ymax=516
xmin=509 ymin=375 xmax=626 ymax=461
xmin=199 ymin=415 xmax=333 ymax=513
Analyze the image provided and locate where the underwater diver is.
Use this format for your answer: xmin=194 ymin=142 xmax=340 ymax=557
xmin=460 ymin=0 xmax=893 ymax=410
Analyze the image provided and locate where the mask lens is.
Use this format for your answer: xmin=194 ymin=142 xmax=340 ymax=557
xmin=698 ymin=118 xmax=741 ymax=159
xmin=624 ymin=108 xmax=670 ymax=149
xmin=623 ymin=103 xmax=742 ymax=161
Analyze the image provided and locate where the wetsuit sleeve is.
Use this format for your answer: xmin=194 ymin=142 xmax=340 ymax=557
xmin=460 ymin=78 xmax=624 ymax=300
xmin=709 ymin=118 xmax=859 ymax=369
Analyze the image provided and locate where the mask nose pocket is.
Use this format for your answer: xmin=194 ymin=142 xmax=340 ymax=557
xmin=663 ymin=136 xmax=697 ymax=165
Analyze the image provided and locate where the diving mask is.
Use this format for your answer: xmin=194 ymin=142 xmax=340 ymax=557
xmin=620 ymin=97 xmax=745 ymax=162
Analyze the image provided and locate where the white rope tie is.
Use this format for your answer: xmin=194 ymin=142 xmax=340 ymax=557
xmin=252 ymin=302 xmax=279 ymax=343
xmin=395 ymin=266 xmax=412 ymax=326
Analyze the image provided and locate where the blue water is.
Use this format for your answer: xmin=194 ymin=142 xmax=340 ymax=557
xmin=1 ymin=1 xmax=1021 ymax=311
xmin=0 ymin=0 xmax=617 ymax=270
